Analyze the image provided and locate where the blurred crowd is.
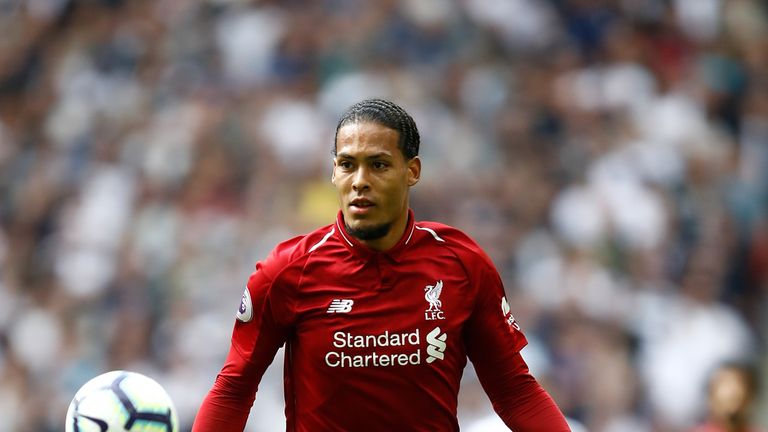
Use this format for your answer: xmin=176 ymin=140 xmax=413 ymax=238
xmin=0 ymin=0 xmax=767 ymax=431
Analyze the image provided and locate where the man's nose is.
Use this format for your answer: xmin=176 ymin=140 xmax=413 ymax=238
xmin=352 ymin=167 xmax=370 ymax=191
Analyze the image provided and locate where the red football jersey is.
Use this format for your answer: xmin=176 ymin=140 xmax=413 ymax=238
xmin=193 ymin=210 xmax=569 ymax=431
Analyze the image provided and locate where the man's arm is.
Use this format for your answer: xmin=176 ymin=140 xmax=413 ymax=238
xmin=473 ymin=351 xmax=570 ymax=430
xmin=192 ymin=260 xmax=293 ymax=431
xmin=192 ymin=348 xmax=264 ymax=431
xmin=464 ymin=257 xmax=569 ymax=430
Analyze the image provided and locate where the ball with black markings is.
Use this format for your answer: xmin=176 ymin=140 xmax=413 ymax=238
xmin=65 ymin=370 xmax=179 ymax=432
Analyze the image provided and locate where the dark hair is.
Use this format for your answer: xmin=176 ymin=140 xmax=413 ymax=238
xmin=333 ymin=99 xmax=420 ymax=159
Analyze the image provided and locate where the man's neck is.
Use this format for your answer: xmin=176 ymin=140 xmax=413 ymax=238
xmin=352 ymin=211 xmax=410 ymax=252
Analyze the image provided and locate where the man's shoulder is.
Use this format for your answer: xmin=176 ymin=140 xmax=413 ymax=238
xmin=412 ymin=220 xmax=501 ymax=283
xmin=262 ymin=223 xmax=337 ymax=269
xmin=412 ymin=220 xmax=489 ymax=260
xmin=276 ymin=223 xmax=336 ymax=255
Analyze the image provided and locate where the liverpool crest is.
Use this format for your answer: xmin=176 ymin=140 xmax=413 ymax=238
xmin=424 ymin=280 xmax=445 ymax=320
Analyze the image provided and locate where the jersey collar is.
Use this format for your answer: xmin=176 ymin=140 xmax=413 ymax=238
xmin=335 ymin=209 xmax=416 ymax=262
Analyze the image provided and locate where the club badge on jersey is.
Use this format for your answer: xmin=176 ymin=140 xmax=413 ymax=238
xmin=424 ymin=280 xmax=446 ymax=321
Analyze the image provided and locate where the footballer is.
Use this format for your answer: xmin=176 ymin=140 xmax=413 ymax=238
xmin=192 ymin=99 xmax=570 ymax=431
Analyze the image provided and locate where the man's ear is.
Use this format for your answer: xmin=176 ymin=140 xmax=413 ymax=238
xmin=331 ymin=158 xmax=337 ymax=184
xmin=407 ymin=157 xmax=421 ymax=186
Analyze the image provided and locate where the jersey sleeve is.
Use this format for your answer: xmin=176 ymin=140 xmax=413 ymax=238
xmin=192 ymin=246 xmax=297 ymax=432
xmin=464 ymin=256 xmax=570 ymax=430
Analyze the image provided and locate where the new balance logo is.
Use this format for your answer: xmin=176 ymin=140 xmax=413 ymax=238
xmin=326 ymin=299 xmax=354 ymax=313
xmin=426 ymin=327 xmax=447 ymax=363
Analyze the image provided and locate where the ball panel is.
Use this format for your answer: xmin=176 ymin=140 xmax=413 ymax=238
xmin=118 ymin=372 xmax=176 ymax=413
xmin=69 ymin=388 xmax=128 ymax=431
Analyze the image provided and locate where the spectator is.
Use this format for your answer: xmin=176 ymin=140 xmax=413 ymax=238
xmin=689 ymin=361 xmax=766 ymax=432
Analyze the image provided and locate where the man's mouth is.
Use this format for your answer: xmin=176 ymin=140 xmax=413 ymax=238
xmin=350 ymin=198 xmax=374 ymax=210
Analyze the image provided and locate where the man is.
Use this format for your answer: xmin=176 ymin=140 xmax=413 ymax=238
xmin=192 ymin=99 xmax=570 ymax=431
xmin=690 ymin=361 xmax=765 ymax=432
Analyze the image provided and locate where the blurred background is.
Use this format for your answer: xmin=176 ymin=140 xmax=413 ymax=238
xmin=0 ymin=0 xmax=766 ymax=431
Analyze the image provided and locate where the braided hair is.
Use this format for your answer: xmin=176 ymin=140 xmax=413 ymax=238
xmin=333 ymin=99 xmax=420 ymax=160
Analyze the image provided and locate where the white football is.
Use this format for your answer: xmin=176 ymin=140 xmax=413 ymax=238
xmin=65 ymin=370 xmax=179 ymax=432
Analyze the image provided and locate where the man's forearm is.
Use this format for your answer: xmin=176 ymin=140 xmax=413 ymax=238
xmin=192 ymin=375 xmax=252 ymax=432
xmin=497 ymin=378 xmax=570 ymax=431
xmin=479 ymin=352 xmax=570 ymax=431
xmin=192 ymin=349 xmax=260 ymax=432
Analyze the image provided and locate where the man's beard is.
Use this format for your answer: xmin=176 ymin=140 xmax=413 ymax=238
xmin=345 ymin=222 xmax=391 ymax=241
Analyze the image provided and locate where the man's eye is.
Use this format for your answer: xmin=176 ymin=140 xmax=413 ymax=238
xmin=339 ymin=161 xmax=353 ymax=169
xmin=373 ymin=161 xmax=388 ymax=169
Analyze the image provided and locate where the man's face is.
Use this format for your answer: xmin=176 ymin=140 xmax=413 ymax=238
xmin=332 ymin=121 xmax=420 ymax=250
xmin=709 ymin=367 xmax=753 ymax=420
